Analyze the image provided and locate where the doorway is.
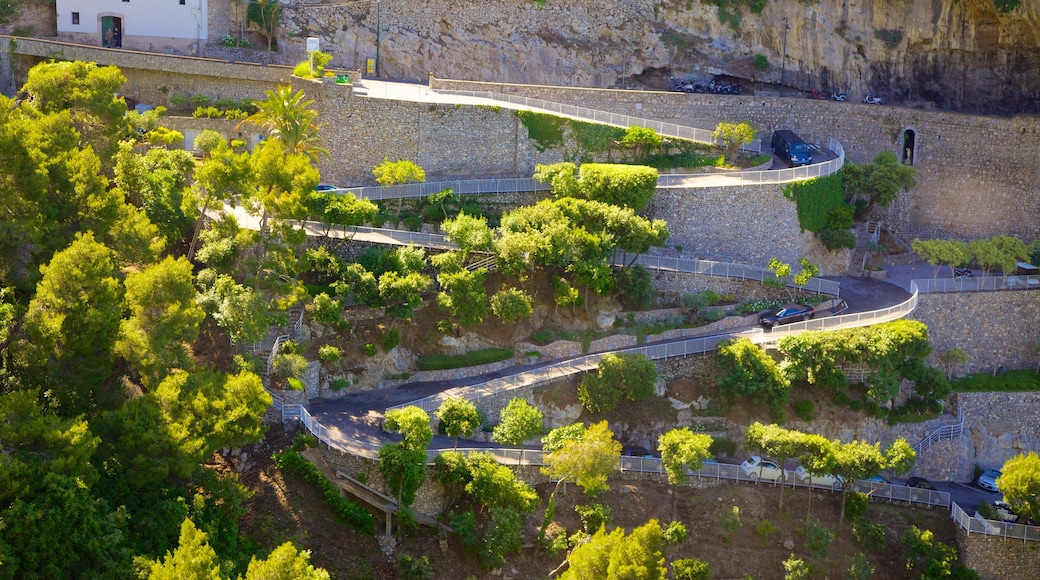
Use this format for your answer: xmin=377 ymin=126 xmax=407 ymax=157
xmin=101 ymin=16 xmax=122 ymax=48
xmin=902 ymin=129 xmax=916 ymax=165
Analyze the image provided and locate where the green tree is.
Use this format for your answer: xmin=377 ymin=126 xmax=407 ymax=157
xmin=901 ymin=526 xmax=966 ymax=579
xmin=830 ymin=438 xmax=915 ymax=525
xmin=542 ymin=420 xmax=620 ymax=499
xmin=435 ymin=396 xmax=481 ymax=449
xmin=247 ymin=0 xmax=282 ymax=51
xmin=116 ymin=256 xmax=205 ymax=387
xmin=492 ymin=397 xmax=543 ymax=447
xmin=843 ymin=150 xmax=917 ymax=213
xmin=997 ymin=451 xmax=1040 ymax=522
xmin=712 ymin=121 xmax=757 ymax=164
xmin=744 ymin=422 xmax=806 ymax=509
xmin=442 ymin=212 xmax=494 ymax=255
xmin=463 ymin=452 xmax=539 ymax=513
xmin=911 ymin=238 xmax=973 ymax=278
xmin=113 ymin=142 xmax=198 ymax=244
xmin=378 ymin=271 xmax=431 ymax=326
xmin=577 ymin=163 xmax=659 ymax=212
xmin=579 ymin=353 xmax=658 ymax=413
xmin=533 ymin=162 xmax=580 ymax=198
xmin=18 ymin=232 xmax=123 ymax=416
xmin=379 ymin=443 xmax=427 ymax=508
xmin=242 ymin=542 xmax=330 ymax=580
xmin=146 ymin=518 xmax=222 ymax=580
xmin=672 ymin=558 xmax=711 ymax=580
xmin=619 ymin=126 xmax=663 ymax=162
xmin=560 ymin=520 xmax=666 ymax=580
xmin=436 ymin=267 xmax=489 ymax=328
xmin=384 ymin=406 xmax=434 ymax=452
xmin=490 ymin=287 xmax=533 ymax=323
xmin=189 ymin=135 xmax=252 ymax=260
xmin=241 ymin=85 xmax=328 ymax=161
xmin=373 ymin=158 xmax=426 ymax=218
xmin=716 ymin=338 xmax=791 ymax=411
xmin=304 ymin=190 xmax=378 ymax=236
xmin=658 ymin=428 xmax=713 ymax=519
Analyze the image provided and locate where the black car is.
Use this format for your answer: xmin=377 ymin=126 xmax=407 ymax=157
xmin=906 ymin=476 xmax=936 ymax=490
xmin=758 ymin=303 xmax=815 ymax=328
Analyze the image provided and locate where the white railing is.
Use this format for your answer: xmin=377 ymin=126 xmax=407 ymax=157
xmin=293 ymin=218 xmax=454 ymax=248
xmin=626 ymin=254 xmax=841 ymax=296
xmin=388 ymin=281 xmax=916 ymax=415
xmin=951 ymin=501 xmax=1040 ymax=541
xmin=331 ymin=177 xmax=549 ymax=201
xmin=913 ymin=275 xmax=1040 ymax=293
xmin=266 ymin=334 xmax=291 ymax=377
xmin=656 ymin=138 xmax=845 ymax=188
xmin=912 ymin=414 xmax=965 ymax=455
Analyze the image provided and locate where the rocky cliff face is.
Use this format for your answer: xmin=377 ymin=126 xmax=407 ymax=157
xmin=277 ymin=0 xmax=1040 ymax=114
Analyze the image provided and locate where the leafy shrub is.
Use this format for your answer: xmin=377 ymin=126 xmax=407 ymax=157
xmin=403 ymin=216 xmax=423 ymax=232
xmin=214 ymin=97 xmax=236 ymax=109
xmin=293 ymin=61 xmax=313 ymax=77
xmin=755 ymin=518 xmax=780 ymax=546
xmin=397 ymin=554 xmax=433 ymax=580
xmin=380 ymin=328 xmax=401 ymax=352
xmin=286 ymin=377 xmax=306 ymax=391
xmin=851 ymin=519 xmax=886 ymax=553
xmin=189 ymin=94 xmax=212 ymax=107
xmin=846 ymin=553 xmax=874 ymax=580
xmin=615 ymin=265 xmax=655 ymax=310
xmin=736 ymin=298 xmax=783 ymax=315
xmin=575 ymin=503 xmax=611 ymax=534
xmin=531 ymin=330 xmax=555 ymax=345
xmin=844 ymin=491 xmax=869 ymax=523
xmin=450 ymin=510 xmax=478 ymax=546
xmin=820 ymin=228 xmax=858 ymax=251
xmin=329 ymin=379 xmax=349 ymax=391
xmin=416 ymin=348 xmax=514 ymax=371
xmin=220 ymin=34 xmax=237 ymax=47
xmin=805 ymin=522 xmax=835 ymax=558
xmin=362 ymin=343 xmax=378 ymax=357
xmin=192 ymin=106 xmax=222 ymax=118
xmin=793 ymin=399 xmax=815 ymax=421
xmin=754 ymin=53 xmax=770 ymax=70
xmin=672 ymin=558 xmax=710 ymax=580
xmin=718 ymin=505 xmax=742 ymax=535
xmin=318 ymin=344 xmax=342 ymax=363
xmin=270 ymin=352 xmax=307 ymax=380
xmin=168 ymin=94 xmax=189 ymax=108
xmin=279 ymin=339 xmax=300 ymax=355
xmin=272 ymin=449 xmax=375 ymax=533
xmin=662 ymin=521 xmax=688 ymax=545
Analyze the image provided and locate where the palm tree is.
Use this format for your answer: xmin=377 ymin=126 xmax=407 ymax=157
xmin=239 ymin=85 xmax=329 ymax=162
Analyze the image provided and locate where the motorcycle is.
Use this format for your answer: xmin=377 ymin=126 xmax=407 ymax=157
xmin=954 ymin=267 xmax=974 ymax=279
xmin=863 ymin=93 xmax=882 ymax=105
xmin=809 ymin=89 xmax=827 ymax=100
xmin=831 ymin=91 xmax=848 ymax=102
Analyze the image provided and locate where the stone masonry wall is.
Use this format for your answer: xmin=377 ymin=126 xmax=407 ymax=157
xmin=432 ymin=77 xmax=1040 ymax=244
xmin=958 ymin=529 xmax=1040 ymax=580
xmin=914 ymin=290 xmax=1040 ymax=372
xmin=957 ymin=392 xmax=1040 ymax=473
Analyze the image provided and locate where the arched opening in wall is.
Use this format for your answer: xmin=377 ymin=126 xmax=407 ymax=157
xmin=100 ymin=15 xmax=123 ymax=48
xmin=902 ymin=129 xmax=916 ymax=165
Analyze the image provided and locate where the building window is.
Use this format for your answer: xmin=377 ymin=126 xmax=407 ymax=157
xmin=71 ymin=12 xmax=79 ymax=25
xmin=179 ymin=0 xmax=185 ymax=3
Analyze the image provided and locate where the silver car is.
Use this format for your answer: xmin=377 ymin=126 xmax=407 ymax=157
xmin=976 ymin=468 xmax=1001 ymax=492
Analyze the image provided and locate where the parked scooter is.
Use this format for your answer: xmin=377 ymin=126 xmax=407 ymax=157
xmin=863 ymin=93 xmax=882 ymax=105
xmin=954 ymin=267 xmax=974 ymax=279
xmin=809 ymin=89 xmax=827 ymax=100
xmin=831 ymin=91 xmax=848 ymax=102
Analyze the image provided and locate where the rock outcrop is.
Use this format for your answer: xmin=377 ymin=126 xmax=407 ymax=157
xmin=264 ymin=0 xmax=1040 ymax=115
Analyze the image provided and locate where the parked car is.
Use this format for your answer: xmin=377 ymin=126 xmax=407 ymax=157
xmin=758 ymin=304 xmax=815 ymax=328
xmin=771 ymin=129 xmax=813 ymax=167
xmin=863 ymin=474 xmax=889 ymax=485
xmin=794 ymin=466 xmax=844 ymax=490
xmin=622 ymin=445 xmax=657 ymax=459
xmin=991 ymin=501 xmax=1020 ymax=523
xmin=741 ymin=456 xmax=785 ymax=481
xmin=315 ymin=183 xmax=339 ymax=191
xmin=906 ymin=476 xmax=936 ymax=490
xmin=976 ymin=468 xmax=1002 ymax=492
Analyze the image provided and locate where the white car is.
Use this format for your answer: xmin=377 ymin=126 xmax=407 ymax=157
xmin=794 ymin=466 xmax=844 ymax=490
xmin=741 ymin=456 xmax=786 ymax=482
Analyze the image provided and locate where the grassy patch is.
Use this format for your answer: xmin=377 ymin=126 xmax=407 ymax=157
xmin=952 ymin=369 xmax=1040 ymax=392
xmin=417 ymin=347 xmax=514 ymax=371
xmin=782 ymin=172 xmax=847 ymax=234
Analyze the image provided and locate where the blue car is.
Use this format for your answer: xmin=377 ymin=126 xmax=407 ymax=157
xmin=976 ymin=468 xmax=1002 ymax=492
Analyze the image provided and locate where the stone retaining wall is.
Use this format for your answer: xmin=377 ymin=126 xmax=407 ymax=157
xmin=958 ymin=529 xmax=1040 ymax=580
xmin=915 ymin=290 xmax=1040 ymax=371
xmin=430 ymin=76 xmax=1040 ymax=244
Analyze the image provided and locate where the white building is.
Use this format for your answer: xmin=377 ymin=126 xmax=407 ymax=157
xmin=56 ymin=0 xmax=209 ymax=55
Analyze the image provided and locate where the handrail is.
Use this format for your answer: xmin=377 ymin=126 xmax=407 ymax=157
xmin=913 ymin=275 xmax=1040 ymax=293
xmin=912 ymin=414 xmax=965 ymax=454
xmin=387 ymin=281 xmax=916 ymax=415
xmin=951 ymin=501 xmax=1040 ymax=542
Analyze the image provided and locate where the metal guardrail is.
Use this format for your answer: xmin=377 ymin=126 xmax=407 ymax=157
xmin=387 ymin=281 xmax=916 ymax=415
xmin=912 ymin=414 xmax=965 ymax=455
xmin=913 ymin=275 xmax=1040 ymax=293
xmin=627 ymin=254 xmax=841 ymax=296
xmin=951 ymin=501 xmax=1040 ymax=541
xmin=656 ymin=138 xmax=845 ymax=188
xmin=331 ymin=178 xmax=549 ymax=201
